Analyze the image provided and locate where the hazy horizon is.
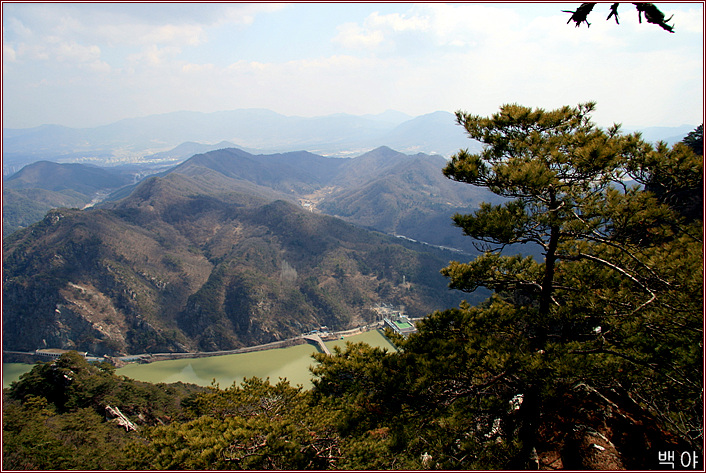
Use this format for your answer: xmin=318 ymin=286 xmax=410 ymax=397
xmin=1 ymin=107 xmax=699 ymax=135
xmin=3 ymin=3 xmax=704 ymax=130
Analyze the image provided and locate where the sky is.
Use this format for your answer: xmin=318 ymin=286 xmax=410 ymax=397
xmin=2 ymin=2 xmax=703 ymax=130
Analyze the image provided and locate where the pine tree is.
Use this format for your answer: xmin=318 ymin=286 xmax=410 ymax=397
xmin=641 ymin=125 xmax=703 ymax=221
xmin=442 ymin=103 xmax=640 ymax=346
xmin=682 ymin=124 xmax=703 ymax=156
xmin=439 ymin=102 xmax=703 ymax=463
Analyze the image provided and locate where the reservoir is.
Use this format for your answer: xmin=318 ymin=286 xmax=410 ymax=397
xmin=118 ymin=343 xmax=320 ymax=388
xmin=3 ymin=329 xmax=397 ymax=390
xmin=3 ymin=363 xmax=34 ymax=389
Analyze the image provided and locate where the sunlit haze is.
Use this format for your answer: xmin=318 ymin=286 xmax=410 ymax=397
xmin=2 ymin=2 xmax=703 ymax=129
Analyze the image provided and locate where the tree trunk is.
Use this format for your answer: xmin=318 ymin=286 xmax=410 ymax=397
xmin=507 ymin=385 xmax=542 ymax=469
xmin=536 ymin=188 xmax=560 ymax=349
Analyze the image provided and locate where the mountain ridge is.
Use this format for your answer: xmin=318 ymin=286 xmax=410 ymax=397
xmin=2 ymin=145 xmax=527 ymax=254
xmin=167 ymin=146 xmax=502 ymax=254
xmin=3 ymin=161 xmax=135 ymax=235
xmin=2 ymin=109 xmax=482 ymax=175
xmin=3 ymin=169 xmax=474 ymax=355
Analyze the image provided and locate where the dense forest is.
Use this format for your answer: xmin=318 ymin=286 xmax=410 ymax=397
xmin=3 ymin=105 xmax=702 ymax=470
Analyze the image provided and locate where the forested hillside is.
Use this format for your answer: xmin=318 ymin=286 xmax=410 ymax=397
xmin=3 ymin=161 xmax=134 ymax=235
xmin=169 ymin=145 xmax=501 ymax=253
xmin=4 ymin=145 xmax=498 ymax=255
xmin=3 ymin=108 xmax=702 ymax=470
xmin=3 ymin=170 xmax=470 ymax=355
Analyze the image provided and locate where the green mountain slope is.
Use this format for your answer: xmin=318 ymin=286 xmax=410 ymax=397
xmin=4 ymin=146 xmax=498 ymax=254
xmin=3 ymin=172 xmax=474 ymax=355
xmin=3 ymin=161 xmax=134 ymax=235
xmin=319 ymin=148 xmax=501 ymax=250
xmin=167 ymin=146 xmax=499 ymax=253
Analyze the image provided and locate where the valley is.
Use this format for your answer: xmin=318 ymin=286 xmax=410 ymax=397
xmin=3 ymin=326 xmax=398 ymax=390
xmin=2 ymin=157 xmax=484 ymax=356
xmin=2 ymin=123 xmax=690 ymax=359
xmin=2 ymin=116 xmax=700 ymax=471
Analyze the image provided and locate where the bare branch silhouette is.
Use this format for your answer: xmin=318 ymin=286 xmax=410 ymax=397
xmin=563 ymin=3 xmax=675 ymax=32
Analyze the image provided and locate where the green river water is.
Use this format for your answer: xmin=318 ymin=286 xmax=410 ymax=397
xmin=3 ymin=329 xmax=397 ymax=390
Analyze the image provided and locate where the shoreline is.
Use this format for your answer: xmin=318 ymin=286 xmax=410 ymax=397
xmin=3 ymin=320 xmax=394 ymax=367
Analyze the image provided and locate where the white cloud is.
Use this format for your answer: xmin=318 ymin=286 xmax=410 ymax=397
xmin=333 ymin=10 xmax=429 ymax=51
xmin=3 ymin=43 xmax=16 ymax=62
xmin=87 ymin=60 xmax=111 ymax=74
xmin=127 ymin=45 xmax=182 ymax=67
xmin=54 ymin=41 xmax=101 ymax=63
xmin=150 ymin=24 xmax=204 ymax=46
xmin=419 ymin=3 xmax=520 ymax=46
xmin=669 ymin=6 xmax=705 ymax=34
xmin=1 ymin=3 xmax=702 ymax=129
xmin=181 ymin=62 xmax=216 ymax=74
xmin=333 ymin=22 xmax=384 ymax=49
xmin=5 ymin=16 xmax=32 ymax=39
xmin=366 ymin=11 xmax=429 ymax=32
xmin=95 ymin=23 xmax=206 ymax=48
xmin=2 ymin=26 xmax=17 ymax=62
xmin=2 ymin=3 xmax=286 ymax=55
xmin=218 ymin=3 xmax=287 ymax=26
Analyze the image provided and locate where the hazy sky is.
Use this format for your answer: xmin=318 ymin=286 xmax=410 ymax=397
xmin=2 ymin=2 xmax=703 ymax=130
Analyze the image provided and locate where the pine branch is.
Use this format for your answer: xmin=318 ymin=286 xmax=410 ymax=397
xmin=570 ymin=347 xmax=691 ymax=389
xmin=562 ymin=2 xmax=675 ymax=32
xmin=563 ymin=3 xmax=597 ymax=27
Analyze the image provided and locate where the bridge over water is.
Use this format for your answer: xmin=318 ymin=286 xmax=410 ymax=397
xmin=302 ymin=334 xmax=331 ymax=355
xmin=5 ymin=321 xmax=391 ymax=366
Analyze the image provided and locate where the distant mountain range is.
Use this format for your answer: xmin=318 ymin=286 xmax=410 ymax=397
xmin=2 ymin=109 xmax=484 ymax=176
xmin=3 ymin=108 xmax=695 ymax=177
xmin=622 ymin=124 xmax=699 ymax=146
xmin=3 ymin=167 xmax=476 ymax=355
xmin=4 ymin=146 xmax=503 ymax=255
xmin=2 ymin=114 xmax=697 ymax=356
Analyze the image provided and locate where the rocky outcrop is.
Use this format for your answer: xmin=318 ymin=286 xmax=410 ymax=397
xmin=562 ymin=425 xmax=625 ymax=469
xmin=105 ymin=405 xmax=138 ymax=432
xmin=3 ymin=175 xmax=466 ymax=356
xmin=533 ymin=383 xmax=697 ymax=470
